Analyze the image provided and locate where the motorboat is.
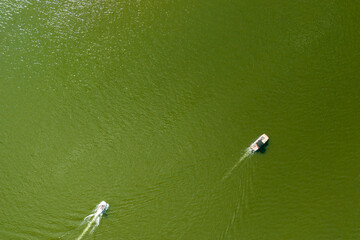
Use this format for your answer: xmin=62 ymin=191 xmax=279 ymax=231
xmin=83 ymin=201 xmax=109 ymax=224
xmin=97 ymin=201 xmax=109 ymax=215
xmin=250 ymin=134 xmax=269 ymax=152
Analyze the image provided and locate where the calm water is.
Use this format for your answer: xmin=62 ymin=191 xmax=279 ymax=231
xmin=0 ymin=0 xmax=359 ymax=239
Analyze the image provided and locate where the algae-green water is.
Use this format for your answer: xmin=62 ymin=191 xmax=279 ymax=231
xmin=0 ymin=1 xmax=359 ymax=239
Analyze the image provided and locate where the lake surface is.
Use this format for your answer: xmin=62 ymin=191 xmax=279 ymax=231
xmin=0 ymin=0 xmax=359 ymax=239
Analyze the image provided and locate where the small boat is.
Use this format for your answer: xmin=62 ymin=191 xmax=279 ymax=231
xmin=250 ymin=134 xmax=269 ymax=152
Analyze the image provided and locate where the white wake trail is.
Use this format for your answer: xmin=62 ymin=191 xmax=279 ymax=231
xmin=76 ymin=201 xmax=109 ymax=240
xmin=76 ymin=213 xmax=102 ymax=240
xmin=222 ymin=148 xmax=252 ymax=181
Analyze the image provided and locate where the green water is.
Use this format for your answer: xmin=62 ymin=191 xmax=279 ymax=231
xmin=1 ymin=0 xmax=359 ymax=239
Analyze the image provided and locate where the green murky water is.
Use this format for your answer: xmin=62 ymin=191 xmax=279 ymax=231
xmin=1 ymin=0 xmax=359 ymax=239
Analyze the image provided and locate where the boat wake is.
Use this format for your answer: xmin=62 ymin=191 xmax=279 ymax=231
xmin=222 ymin=148 xmax=253 ymax=181
xmin=221 ymin=164 xmax=255 ymax=239
xmin=76 ymin=215 xmax=102 ymax=240
xmin=76 ymin=201 xmax=109 ymax=240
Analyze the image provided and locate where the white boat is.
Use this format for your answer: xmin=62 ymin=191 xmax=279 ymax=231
xmin=83 ymin=201 xmax=109 ymax=223
xmin=250 ymin=134 xmax=269 ymax=152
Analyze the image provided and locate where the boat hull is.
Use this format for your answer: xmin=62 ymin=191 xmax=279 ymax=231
xmin=250 ymin=134 xmax=269 ymax=152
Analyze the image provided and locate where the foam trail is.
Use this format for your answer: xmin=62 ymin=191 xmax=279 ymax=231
xmin=222 ymin=148 xmax=252 ymax=181
xmin=76 ymin=201 xmax=108 ymax=240
xmin=76 ymin=217 xmax=96 ymax=240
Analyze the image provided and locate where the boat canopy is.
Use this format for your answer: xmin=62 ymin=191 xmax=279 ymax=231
xmin=256 ymin=140 xmax=264 ymax=148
